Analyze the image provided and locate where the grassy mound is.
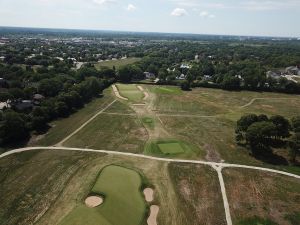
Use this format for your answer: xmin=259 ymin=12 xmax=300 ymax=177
xmin=60 ymin=165 xmax=147 ymax=225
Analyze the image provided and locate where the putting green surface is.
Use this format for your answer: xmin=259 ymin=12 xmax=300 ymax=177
xmin=158 ymin=142 xmax=185 ymax=154
xmin=60 ymin=165 xmax=146 ymax=225
xmin=116 ymin=84 xmax=144 ymax=102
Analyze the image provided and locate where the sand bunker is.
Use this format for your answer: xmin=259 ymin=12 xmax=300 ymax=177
xmin=112 ymin=85 xmax=128 ymax=100
xmin=85 ymin=196 xmax=103 ymax=208
xmin=137 ymin=85 xmax=149 ymax=100
xmin=144 ymin=188 xmax=154 ymax=202
xmin=147 ymin=205 xmax=159 ymax=225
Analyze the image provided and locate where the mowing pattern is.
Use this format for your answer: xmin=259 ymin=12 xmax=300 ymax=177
xmin=60 ymin=165 xmax=146 ymax=225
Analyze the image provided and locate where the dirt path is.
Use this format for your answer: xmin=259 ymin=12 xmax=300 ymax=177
xmin=112 ymin=85 xmax=128 ymax=100
xmin=147 ymin=205 xmax=159 ymax=225
xmin=55 ymin=100 xmax=116 ymax=146
xmin=239 ymin=98 xmax=297 ymax=108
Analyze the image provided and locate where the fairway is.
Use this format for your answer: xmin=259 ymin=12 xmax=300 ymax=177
xmin=95 ymin=58 xmax=141 ymax=70
xmin=158 ymin=142 xmax=185 ymax=154
xmin=116 ymin=84 xmax=144 ymax=103
xmin=60 ymin=165 xmax=147 ymax=225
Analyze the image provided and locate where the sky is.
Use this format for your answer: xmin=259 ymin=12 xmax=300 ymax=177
xmin=0 ymin=0 xmax=300 ymax=37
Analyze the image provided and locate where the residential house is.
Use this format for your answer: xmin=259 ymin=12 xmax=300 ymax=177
xmin=33 ymin=94 xmax=45 ymax=105
xmin=144 ymin=72 xmax=156 ymax=80
xmin=176 ymin=74 xmax=186 ymax=80
xmin=285 ymin=66 xmax=300 ymax=76
xmin=266 ymin=71 xmax=282 ymax=80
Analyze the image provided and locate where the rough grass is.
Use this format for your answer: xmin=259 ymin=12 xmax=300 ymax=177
xmin=237 ymin=216 xmax=278 ymax=225
xmin=0 ymin=150 xmax=107 ymax=225
xmin=0 ymin=150 xmax=199 ymax=225
xmin=94 ymin=58 xmax=141 ymax=70
xmin=116 ymin=84 xmax=144 ymax=103
xmin=223 ymin=168 xmax=300 ymax=225
xmin=150 ymin=86 xmax=183 ymax=95
xmin=64 ymin=114 xmax=148 ymax=153
xmin=33 ymin=89 xmax=114 ymax=146
xmin=60 ymin=165 xmax=146 ymax=225
xmin=168 ymin=163 xmax=226 ymax=225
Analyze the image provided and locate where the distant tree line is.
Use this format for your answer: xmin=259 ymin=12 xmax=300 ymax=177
xmin=0 ymin=63 xmax=115 ymax=146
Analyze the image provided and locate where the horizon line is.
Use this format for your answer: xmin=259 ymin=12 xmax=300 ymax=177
xmin=0 ymin=25 xmax=299 ymax=40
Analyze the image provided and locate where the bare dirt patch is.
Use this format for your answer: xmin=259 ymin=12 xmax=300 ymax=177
xmin=147 ymin=205 xmax=159 ymax=225
xmin=144 ymin=188 xmax=154 ymax=202
xmin=112 ymin=85 xmax=128 ymax=100
xmin=85 ymin=196 xmax=103 ymax=208
xmin=204 ymin=144 xmax=222 ymax=162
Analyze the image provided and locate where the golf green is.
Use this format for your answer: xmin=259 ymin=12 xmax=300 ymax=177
xmin=60 ymin=165 xmax=147 ymax=225
xmin=158 ymin=142 xmax=185 ymax=154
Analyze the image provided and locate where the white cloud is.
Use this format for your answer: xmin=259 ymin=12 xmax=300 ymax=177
xmin=171 ymin=8 xmax=187 ymax=16
xmin=199 ymin=11 xmax=215 ymax=19
xmin=126 ymin=4 xmax=137 ymax=11
xmin=199 ymin=11 xmax=209 ymax=17
xmin=93 ymin=0 xmax=116 ymax=5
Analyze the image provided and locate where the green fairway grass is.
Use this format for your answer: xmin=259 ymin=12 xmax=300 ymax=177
xmin=158 ymin=142 xmax=185 ymax=154
xmin=60 ymin=165 xmax=147 ymax=225
xmin=145 ymin=139 xmax=197 ymax=157
xmin=116 ymin=84 xmax=144 ymax=103
xmin=142 ymin=117 xmax=155 ymax=129
xmin=95 ymin=58 xmax=141 ymax=70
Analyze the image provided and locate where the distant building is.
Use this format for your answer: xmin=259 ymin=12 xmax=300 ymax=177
xmin=266 ymin=71 xmax=281 ymax=80
xmin=176 ymin=74 xmax=186 ymax=80
xmin=33 ymin=94 xmax=45 ymax=105
xmin=180 ymin=64 xmax=191 ymax=69
xmin=0 ymin=101 xmax=11 ymax=110
xmin=13 ymin=100 xmax=33 ymax=111
xmin=203 ymin=75 xmax=212 ymax=81
xmin=285 ymin=66 xmax=300 ymax=76
xmin=0 ymin=56 xmax=5 ymax=61
xmin=144 ymin=72 xmax=156 ymax=79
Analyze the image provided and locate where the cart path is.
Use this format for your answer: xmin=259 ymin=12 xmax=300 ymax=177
xmin=239 ymin=97 xmax=297 ymax=108
xmin=55 ymin=100 xmax=117 ymax=146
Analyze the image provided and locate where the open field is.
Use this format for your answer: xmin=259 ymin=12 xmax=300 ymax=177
xmin=0 ymin=149 xmax=229 ymax=225
xmin=94 ymin=58 xmax=141 ymax=70
xmin=223 ymin=168 xmax=300 ymax=225
xmin=64 ymin=113 xmax=148 ymax=153
xmin=60 ymin=165 xmax=146 ymax=225
xmin=168 ymin=163 xmax=227 ymax=225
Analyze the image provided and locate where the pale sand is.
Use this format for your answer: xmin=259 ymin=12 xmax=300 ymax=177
xmin=143 ymin=188 xmax=154 ymax=202
xmin=85 ymin=196 xmax=103 ymax=208
xmin=112 ymin=85 xmax=128 ymax=100
xmin=137 ymin=85 xmax=149 ymax=100
xmin=147 ymin=205 xmax=159 ymax=225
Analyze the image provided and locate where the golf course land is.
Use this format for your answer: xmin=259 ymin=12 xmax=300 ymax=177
xmin=1 ymin=84 xmax=300 ymax=225
xmin=60 ymin=165 xmax=147 ymax=225
xmin=94 ymin=58 xmax=141 ymax=70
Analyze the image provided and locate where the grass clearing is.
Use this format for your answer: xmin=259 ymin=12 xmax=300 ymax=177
xmin=158 ymin=142 xmax=185 ymax=154
xmin=60 ymin=165 xmax=147 ymax=225
xmin=168 ymin=163 xmax=226 ymax=224
xmin=151 ymin=86 xmax=183 ymax=95
xmin=95 ymin=58 xmax=141 ymax=70
xmin=223 ymin=168 xmax=300 ymax=225
xmin=64 ymin=113 xmax=148 ymax=153
xmin=33 ymin=89 xmax=114 ymax=146
xmin=116 ymin=84 xmax=144 ymax=103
